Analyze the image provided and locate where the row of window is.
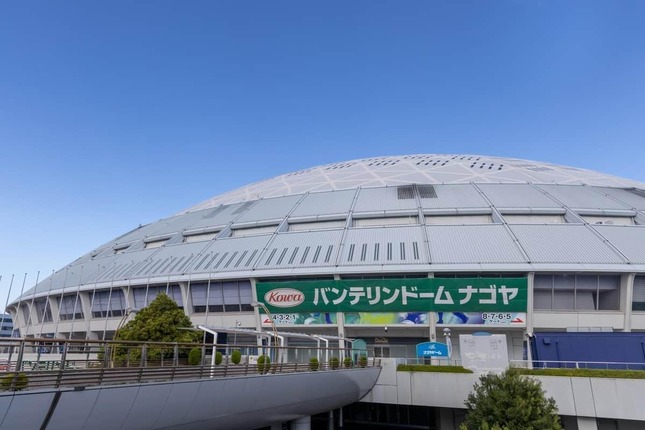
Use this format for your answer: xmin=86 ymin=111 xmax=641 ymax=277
xmin=18 ymin=275 xmax=645 ymax=325
xmin=22 ymin=281 xmax=254 ymax=323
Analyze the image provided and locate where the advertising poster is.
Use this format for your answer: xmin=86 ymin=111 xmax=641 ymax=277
xmin=261 ymin=312 xmax=428 ymax=326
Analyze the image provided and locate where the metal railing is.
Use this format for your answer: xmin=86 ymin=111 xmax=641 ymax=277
xmin=0 ymin=338 xmax=379 ymax=392
xmin=509 ymin=359 xmax=645 ymax=370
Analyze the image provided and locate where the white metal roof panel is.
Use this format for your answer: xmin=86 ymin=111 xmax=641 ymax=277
xmin=126 ymin=241 xmax=214 ymax=280
xmin=592 ymin=187 xmax=645 ymax=211
xmin=290 ymin=189 xmax=357 ymax=217
xmin=591 ymin=225 xmax=645 ymax=263
xmin=477 ymin=184 xmax=562 ymax=208
xmin=535 ymin=185 xmax=632 ymax=210
xmin=187 ymin=202 xmax=258 ymax=229
xmin=234 ymin=195 xmax=303 ymax=223
xmin=420 ymin=184 xmax=489 ymax=209
xmin=340 ymin=226 xmax=428 ymax=266
xmin=508 ymin=224 xmax=625 ymax=264
xmin=426 ymin=225 xmax=527 ymax=264
xmin=99 ymin=223 xmax=164 ymax=250
xmin=22 ymin=255 xmax=121 ymax=296
xmin=353 ymin=187 xmax=419 ymax=212
xmin=143 ymin=208 xmax=216 ymax=237
xmin=257 ymin=230 xmax=344 ymax=269
xmin=89 ymin=248 xmax=168 ymax=284
xmin=186 ymin=235 xmax=273 ymax=274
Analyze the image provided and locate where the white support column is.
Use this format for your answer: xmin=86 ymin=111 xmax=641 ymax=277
xmin=291 ymin=416 xmax=311 ymax=430
xmin=525 ymin=272 xmax=535 ymax=368
xmin=622 ymin=273 xmax=635 ymax=332
xmin=576 ymin=416 xmax=599 ymax=430
xmin=428 ymin=272 xmax=436 ymax=344
xmin=526 ymin=272 xmax=534 ymax=335
xmin=438 ymin=408 xmax=454 ymax=430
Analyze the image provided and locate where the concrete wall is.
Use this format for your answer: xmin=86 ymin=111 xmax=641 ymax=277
xmin=364 ymin=358 xmax=645 ymax=423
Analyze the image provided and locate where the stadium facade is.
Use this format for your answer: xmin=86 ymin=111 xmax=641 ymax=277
xmin=6 ymin=154 xmax=645 ymax=428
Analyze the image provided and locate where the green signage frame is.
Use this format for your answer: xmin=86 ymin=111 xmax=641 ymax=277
xmin=256 ymin=278 xmax=527 ymax=313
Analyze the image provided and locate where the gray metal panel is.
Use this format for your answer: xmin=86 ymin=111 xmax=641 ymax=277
xmin=354 ymin=187 xmax=419 ymax=212
xmin=235 ymin=195 xmax=302 ymax=223
xmin=478 ymin=183 xmax=562 ymax=208
xmin=426 ymin=225 xmax=527 ymax=264
xmin=122 ymin=383 xmax=173 ymax=430
xmin=83 ymin=386 xmax=140 ymax=429
xmin=22 ymin=253 xmax=127 ymax=297
xmin=592 ymin=225 xmax=645 ymax=263
xmin=46 ymin=388 xmax=101 ymax=430
xmin=89 ymin=249 xmax=160 ymax=284
xmin=420 ymin=184 xmax=489 ymax=209
xmin=0 ymin=392 xmax=55 ymax=429
xmin=535 ymin=184 xmax=631 ymax=210
xmin=340 ymin=226 xmax=428 ymax=266
xmin=144 ymin=208 xmax=217 ymax=237
xmin=95 ymin=222 xmax=162 ymax=251
xmin=593 ymin=187 xmax=645 ymax=211
xmin=291 ymin=189 xmax=357 ymax=217
xmin=187 ymin=235 xmax=273 ymax=274
xmin=260 ymin=230 xmax=344 ymax=269
xmin=509 ymin=225 xmax=625 ymax=264
xmin=127 ymin=241 xmax=211 ymax=280
xmin=187 ymin=201 xmax=258 ymax=229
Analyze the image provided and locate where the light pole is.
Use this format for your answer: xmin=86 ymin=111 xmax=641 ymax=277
xmin=250 ymin=301 xmax=279 ymax=360
xmin=442 ymin=327 xmax=452 ymax=361
xmin=111 ymin=307 xmax=139 ymax=368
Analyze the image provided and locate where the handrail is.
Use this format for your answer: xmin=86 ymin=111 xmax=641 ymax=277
xmin=0 ymin=338 xmax=379 ymax=392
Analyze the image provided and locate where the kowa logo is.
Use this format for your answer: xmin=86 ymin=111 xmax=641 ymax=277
xmin=265 ymin=288 xmax=305 ymax=308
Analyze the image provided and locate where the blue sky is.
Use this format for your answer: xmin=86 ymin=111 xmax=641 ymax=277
xmin=1 ymin=1 xmax=644 ymax=302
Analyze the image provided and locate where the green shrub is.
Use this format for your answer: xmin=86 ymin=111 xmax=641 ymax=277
xmin=257 ymin=354 xmax=271 ymax=374
xmin=188 ymin=348 xmax=202 ymax=366
xmin=329 ymin=357 xmax=340 ymax=370
xmin=0 ymin=373 xmax=28 ymax=391
xmin=462 ymin=368 xmax=562 ymax=430
xmin=309 ymin=357 xmax=319 ymax=371
xmin=231 ymin=350 xmax=242 ymax=365
xmin=344 ymin=356 xmax=352 ymax=368
xmin=397 ymin=364 xmax=473 ymax=373
xmin=358 ymin=355 xmax=368 ymax=368
xmin=515 ymin=367 xmax=645 ymax=379
xmin=215 ymin=351 xmax=223 ymax=365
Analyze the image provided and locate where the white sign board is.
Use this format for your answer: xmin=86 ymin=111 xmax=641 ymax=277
xmin=459 ymin=334 xmax=509 ymax=373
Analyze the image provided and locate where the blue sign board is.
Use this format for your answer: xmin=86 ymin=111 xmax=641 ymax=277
xmin=416 ymin=341 xmax=449 ymax=358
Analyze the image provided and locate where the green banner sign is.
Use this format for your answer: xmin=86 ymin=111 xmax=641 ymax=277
xmin=256 ymin=278 xmax=527 ymax=313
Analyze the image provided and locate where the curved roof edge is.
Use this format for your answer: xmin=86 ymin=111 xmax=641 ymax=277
xmin=184 ymin=154 xmax=645 ymax=213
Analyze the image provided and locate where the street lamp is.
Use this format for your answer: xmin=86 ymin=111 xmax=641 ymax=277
xmin=250 ymin=301 xmax=279 ymax=358
xmin=442 ymin=327 xmax=452 ymax=360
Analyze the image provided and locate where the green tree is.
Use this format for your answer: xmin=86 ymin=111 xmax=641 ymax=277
xmin=114 ymin=293 xmax=200 ymax=364
xmin=460 ymin=369 xmax=562 ymax=430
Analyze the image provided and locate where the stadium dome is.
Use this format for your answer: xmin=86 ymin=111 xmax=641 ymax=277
xmin=8 ymin=154 xmax=645 ymax=341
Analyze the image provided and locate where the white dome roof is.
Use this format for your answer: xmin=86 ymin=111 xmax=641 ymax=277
xmin=186 ymin=154 xmax=644 ymax=212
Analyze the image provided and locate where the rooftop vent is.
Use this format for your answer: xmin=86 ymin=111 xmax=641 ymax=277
xmin=367 ymin=158 xmax=400 ymax=167
xmin=397 ymin=186 xmax=415 ymax=200
xmin=324 ymin=162 xmax=356 ymax=170
xmin=418 ymin=185 xmax=438 ymax=199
